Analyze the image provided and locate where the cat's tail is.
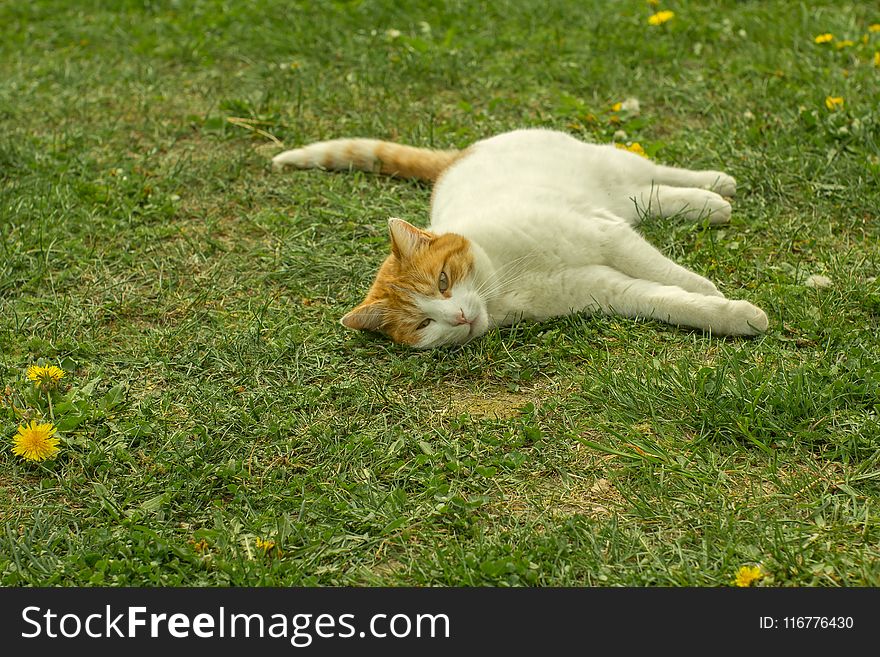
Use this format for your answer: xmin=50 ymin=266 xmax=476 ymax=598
xmin=271 ymin=138 xmax=462 ymax=182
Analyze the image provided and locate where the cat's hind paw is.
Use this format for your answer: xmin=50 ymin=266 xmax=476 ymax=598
xmin=706 ymin=197 xmax=732 ymax=224
xmin=709 ymin=173 xmax=737 ymax=198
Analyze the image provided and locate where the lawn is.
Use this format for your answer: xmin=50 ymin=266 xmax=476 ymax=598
xmin=1 ymin=0 xmax=879 ymax=586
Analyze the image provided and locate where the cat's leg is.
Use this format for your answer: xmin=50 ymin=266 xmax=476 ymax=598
xmin=650 ymin=165 xmax=737 ymax=197
xmin=633 ymin=185 xmax=732 ymax=224
xmin=573 ymin=265 xmax=768 ymax=336
xmin=600 ymin=218 xmax=724 ymax=297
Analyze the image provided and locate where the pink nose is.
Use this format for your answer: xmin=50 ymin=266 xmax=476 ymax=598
xmin=453 ymin=309 xmax=471 ymax=326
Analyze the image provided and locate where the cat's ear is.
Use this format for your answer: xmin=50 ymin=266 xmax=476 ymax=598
xmin=340 ymin=301 xmax=385 ymax=332
xmin=388 ymin=218 xmax=431 ymax=260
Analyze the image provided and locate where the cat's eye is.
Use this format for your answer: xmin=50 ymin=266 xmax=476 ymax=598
xmin=438 ymin=271 xmax=449 ymax=294
xmin=417 ymin=318 xmax=433 ymax=330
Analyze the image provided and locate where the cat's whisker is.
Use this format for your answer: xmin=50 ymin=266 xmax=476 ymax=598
xmin=476 ymin=265 xmax=537 ymax=300
xmin=472 ymin=252 xmax=539 ymax=299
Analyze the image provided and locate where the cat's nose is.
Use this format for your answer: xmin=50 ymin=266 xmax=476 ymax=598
xmin=453 ymin=309 xmax=471 ymax=326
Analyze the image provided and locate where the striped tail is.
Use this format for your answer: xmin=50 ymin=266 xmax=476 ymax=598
xmin=271 ymin=138 xmax=461 ymax=182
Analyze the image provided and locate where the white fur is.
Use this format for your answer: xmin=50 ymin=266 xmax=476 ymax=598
xmin=413 ymin=280 xmax=489 ymax=348
xmin=424 ymin=129 xmax=767 ymax=345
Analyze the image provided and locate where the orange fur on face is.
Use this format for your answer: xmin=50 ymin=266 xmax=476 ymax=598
xmin=341 ymin=221 xmax=474 ymax=345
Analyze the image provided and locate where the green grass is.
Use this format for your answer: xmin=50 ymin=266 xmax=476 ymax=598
xmin=1 ymin=0 xmax=879 ymax=586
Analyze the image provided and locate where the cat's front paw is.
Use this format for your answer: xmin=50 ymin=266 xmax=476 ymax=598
xmin=693 ymin=278 xmax=725 ymax=298
xmin=728 ymin=300 xmax=768 ymax=335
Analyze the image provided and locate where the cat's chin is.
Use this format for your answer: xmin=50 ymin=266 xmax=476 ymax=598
xmin=413 ymin=310 xmax=489 ymax=348
xmin=449 ymin=310 xmax=490 ymax=346
xmin=466 ymin=311 xmax=490 ymax=341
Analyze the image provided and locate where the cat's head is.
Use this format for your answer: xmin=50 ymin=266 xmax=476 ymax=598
xmin=341 ymin=218 xmax=489 ymax=348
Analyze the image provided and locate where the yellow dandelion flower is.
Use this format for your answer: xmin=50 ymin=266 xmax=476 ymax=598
xmin=12 ymin=420 xmax=60 ymax=462
xmin=835 ymin=39 xmax=855 ymax=49
xmin=874 ymin=51 xmax=880 ymax=67
xmin=814 ymin=33 xmax=834 ymax=44
xmin=616 ymin=142 xmax=648 ymax=158
xmin=255 ymin=537 xmax=276 ymax=552
xmin=825 ymin=96 xmax=844 ymax=111
xmin=26 ymin=364 xmax=65 ymax=389
xmin=869 ymin=24 xmax=880 ymax=33
xmin=648 ymin=10 xmax=675 ymax=26
xmin=610 ymin=102 xmax=622 ymax=112
xmin=734 ymin=565 xmax=764 ymax=587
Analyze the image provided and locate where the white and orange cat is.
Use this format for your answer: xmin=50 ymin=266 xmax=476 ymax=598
xmin=273 ymin=129 xmax=768 ymax=348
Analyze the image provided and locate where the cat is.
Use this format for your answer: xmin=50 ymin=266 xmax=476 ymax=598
xmin=272 ymin=128 xmax=768 ymax=348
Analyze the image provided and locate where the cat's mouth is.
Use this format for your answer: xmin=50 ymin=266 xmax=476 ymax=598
xmin=462 ymin=310 xmax=488 ymax=341
xmin=448 ymin=319 xmax=477 ymax=345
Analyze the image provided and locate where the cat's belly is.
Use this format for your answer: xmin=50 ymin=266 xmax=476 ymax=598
xmin=431 ymin=128 xmax=655 ymax=228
